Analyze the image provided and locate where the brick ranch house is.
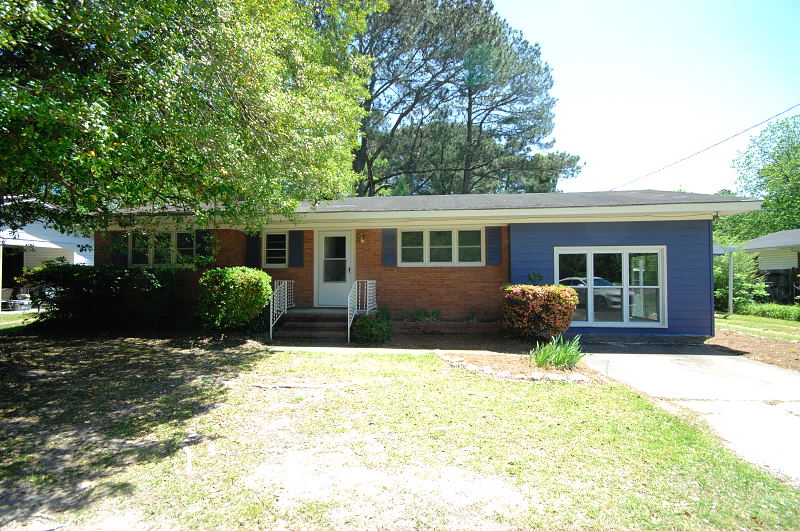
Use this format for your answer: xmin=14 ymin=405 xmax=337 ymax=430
xmin=94 ymin=190 xmax=759 ymax=337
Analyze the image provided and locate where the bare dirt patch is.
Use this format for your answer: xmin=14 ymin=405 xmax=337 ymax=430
xmin=440 ymin=351 xmax=598 ymax=382
xmin=245 ymin=444 xmax=531 ymax=529
xmin=706 ymin=329 xmax=800 ymax=372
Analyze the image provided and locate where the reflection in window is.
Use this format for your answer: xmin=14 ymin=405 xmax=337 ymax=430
xmin=153 ymin=233 xmax=171 ymax=265
xmin=430 ymin=231 xmax=452 ymax=262
xmin=458 ymin=230 xmax=482 ymax=262
xmin=177 ymin=232 xmax=195 ymax=264
xmin=401 ymin=231 xmax=424 ymax=263
xmin=399 ymin=229 xmax=483 ymax=265
xmin=131 ymin=232 xmax=149 ymax=265
xmin=555 ymin=248 xmax=663 ymax=326
xmin=265 ymin=233 xmax=287 ymax=266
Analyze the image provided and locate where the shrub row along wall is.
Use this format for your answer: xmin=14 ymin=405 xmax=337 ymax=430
xmin=96 ymin=227 xmax=510 ymax=321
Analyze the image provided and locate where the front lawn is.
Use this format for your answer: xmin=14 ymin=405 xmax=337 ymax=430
xmin=715 ymin=313 xmax=800 ymax=342
xmin=1 ymin=334 xmax=798 ymax=529
xmin=0 ymin=312 xmax=35 ymax=331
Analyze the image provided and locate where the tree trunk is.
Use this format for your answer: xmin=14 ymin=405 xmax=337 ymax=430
xmin=461 ymin=87 xmax=474 ymax=194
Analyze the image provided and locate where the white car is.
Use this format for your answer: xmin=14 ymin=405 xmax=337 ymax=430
xmin=557 ymin=277 xmax=622 ymax=310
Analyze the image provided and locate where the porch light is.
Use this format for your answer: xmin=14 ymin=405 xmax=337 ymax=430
xmin=359 ymin=232 xmax=365 ymax=244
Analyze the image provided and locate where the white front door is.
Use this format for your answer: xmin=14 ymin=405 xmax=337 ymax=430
xmin=316 ymin=231 xmax=352 ymax=306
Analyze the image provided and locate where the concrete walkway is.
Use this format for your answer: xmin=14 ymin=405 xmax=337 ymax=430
xmin=583 ymin=344 xmax=800 ymax=486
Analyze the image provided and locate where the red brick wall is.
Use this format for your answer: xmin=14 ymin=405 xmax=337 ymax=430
xmin=211 ymin=229 xmax=247 ymax=267
xmin=94 ymin=226 xmax=508 ymax=319
xmin=93 ymin=231 xmax=113 ymax=265
xmin=355 ymin=227 xmax=510 ymax=321
xmin=263 ymin=230 xmax=314 ymax=307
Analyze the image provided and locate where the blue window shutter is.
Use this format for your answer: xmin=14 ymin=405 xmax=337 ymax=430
xmin=195 ymin=230 xmax=213 ymax=262
xmin=288 ymin=230 xmax=304 ymax=267
xmin=486 ymin=226 xmax=502 ymax=265
xmin=110 ymin=231 xmax=128 ymax=268
xmin=245 ymin=234 xmax=261 ymax=267
xmin=382 ymin=229 xmax=397 ymax=266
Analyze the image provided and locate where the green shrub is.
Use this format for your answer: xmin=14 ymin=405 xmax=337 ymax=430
xmin=19 ymin=261 xmax=180 ymax=329
xmin=713 ymin=251 xmax=768 ymax=311
xmin=501 ymin=284 xmax=578 ymax=339
xmin=404 ymin=309 xmax=439 ymax=322
xmin=352 ymin=315 xmax=393 ymax=343
xmin=530 ymin=334 xmax=586 ymax=370
xmin=737 ymin=302 xmax=800 ymax=322
xmin=198 ymin=267 xmax=272 ymax=329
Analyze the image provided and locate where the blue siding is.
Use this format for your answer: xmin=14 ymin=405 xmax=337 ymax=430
xmin=509 ymin=220 xmax=714 ymax=336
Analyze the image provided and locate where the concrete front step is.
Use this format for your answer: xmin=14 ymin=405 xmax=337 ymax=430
xmin=280 ymin=320 xmax=347 ymax=331
xmin=273 ymin=328 xmax=348 ymax=340
xmin=272 ymin=308 xmax=349 ymax=340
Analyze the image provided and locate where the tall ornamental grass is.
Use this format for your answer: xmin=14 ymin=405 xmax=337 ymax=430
xmin=530 ymin=334 xmax=586 ymax=370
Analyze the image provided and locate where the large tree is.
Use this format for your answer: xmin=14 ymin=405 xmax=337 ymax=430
xmin=0 ymin=0 xmax=377 ymax=232
xmin=715 ymin=115 xmax=800 ymax=242
xmin=354 ymin=0 xmax=579 ymax=196
xmin=383 ymin=121 xmax=580 ymax=194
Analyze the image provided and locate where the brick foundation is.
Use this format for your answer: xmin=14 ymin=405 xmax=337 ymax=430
xmin=393 ymin=321 xmax=503 ymax=334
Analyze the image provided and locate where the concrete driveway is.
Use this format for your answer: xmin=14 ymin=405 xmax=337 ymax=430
xmin=583 ymin=343 xmax=800 ymax=486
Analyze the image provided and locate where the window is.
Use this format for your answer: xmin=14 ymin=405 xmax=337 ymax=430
xmin=400 ymin=231 xmax=424 ymax=263
xmin=554 ymin=246 xmax=665 ymax=327
xmin=176 ymin=232 xmax=196 ymax=264
xmin=398 ymin=229 xmax=484 ymax=266
xmin=458 ymin=230 xmax=482 ymax=262
xmin=128 ymin=231 xmax=195 ymax=267
xmin=429 ymin=231 xmax=452 ymax=262
xmin=264 ymin=233 xmax=288 ymax=267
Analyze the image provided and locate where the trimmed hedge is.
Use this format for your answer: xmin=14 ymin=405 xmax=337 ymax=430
xmin=352 ymin=314 xmax=392 ymax=343
xmin=501 ymin=284 xmax=578 ymax=339
xmin=20 ymin=262 xmax=179 ymax=329
xmin=198 ymin=267 xmax=272 ymax=329
xmin=738 ymin=302 xmax=800 ymax=322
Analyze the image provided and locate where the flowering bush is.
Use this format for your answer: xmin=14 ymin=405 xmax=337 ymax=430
xmin=501 ymin=284 xmax=579 ymax=339
xmin=198 ymin=267 xmax=272 ymax=329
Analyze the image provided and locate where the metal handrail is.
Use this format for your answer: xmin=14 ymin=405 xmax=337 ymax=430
xmin=347 ymin=282 xmax=358 ymax=343
xmin=270 ymin=281 xmax=288 ymax=340
xmin=347 ymin=280 xmax=377 ymax=343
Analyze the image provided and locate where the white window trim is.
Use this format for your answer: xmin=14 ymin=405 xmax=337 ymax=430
xmin=397 ymin=228 xmax=485 ymax=267
xmin=262 ymin=231 xmax=289 ymax=268
xmin=553 ymin=245 xmax=668 ymax=328
xmin=128 ymin=231 xmax=196 ymax=267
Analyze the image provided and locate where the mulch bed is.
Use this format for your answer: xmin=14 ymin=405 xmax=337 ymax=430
xmin=705 ymin=329 xmax=800 ymax=372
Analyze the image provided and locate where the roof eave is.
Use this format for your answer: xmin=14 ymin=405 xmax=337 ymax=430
xmin=298 ymin=200 xmax=763 ymax=221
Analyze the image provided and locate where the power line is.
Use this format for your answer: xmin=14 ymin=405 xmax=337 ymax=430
xmin=610 ymin=101 xmax=800 ymax=191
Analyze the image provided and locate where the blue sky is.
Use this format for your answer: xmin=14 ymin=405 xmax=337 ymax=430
xmin=492 ymin=0 xmax=800 ymax=195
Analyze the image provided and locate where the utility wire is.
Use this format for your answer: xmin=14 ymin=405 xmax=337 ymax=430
xmin=610 ymin=101 xmax=800 ymax=191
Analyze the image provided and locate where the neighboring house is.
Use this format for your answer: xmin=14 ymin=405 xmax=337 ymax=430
xmin=94 ymin=190 xmax=759 ymax=337
xmin=0 ymin=221 xmax=94 ymax=294
xmin=744 ymin=229 xmax=800 ymax=304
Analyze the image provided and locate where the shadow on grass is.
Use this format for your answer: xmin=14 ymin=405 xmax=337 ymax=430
xmin=0 ymin=328 xmax=267 ymax=526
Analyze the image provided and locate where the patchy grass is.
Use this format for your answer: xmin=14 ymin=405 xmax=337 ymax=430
xmin=716 ymin=313 xmax=800 ymax=342
xmin=0 ymin=312 xmax=35 ymax=331
xmin=1 ymin=336 xmax=798 ymax=529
